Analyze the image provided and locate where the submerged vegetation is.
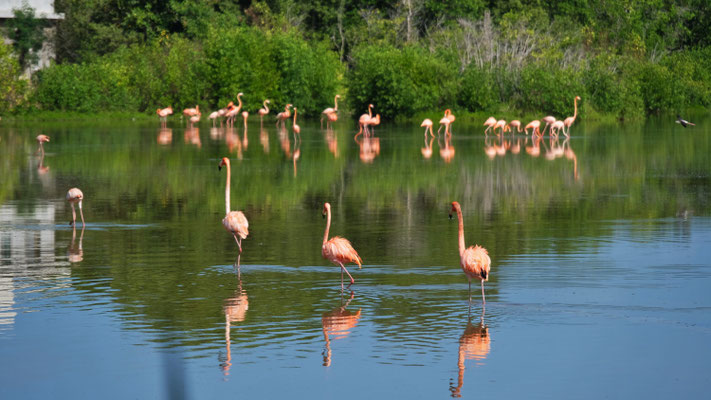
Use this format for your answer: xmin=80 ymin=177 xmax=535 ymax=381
xmin=3 ymin=1 xmax=711 ymax=119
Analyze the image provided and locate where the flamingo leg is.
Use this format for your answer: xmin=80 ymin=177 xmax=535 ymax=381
xmin=468 ymin=280 xmax=472 ymax=304
xmin=481 ymin=280 xmax=486 ymax=305
xmin=70 ymin=203 xmax=76 ymax=226
xmin=233 ymin=234 xmax=243 ymax=253
xmin=340 ymin=263 xmax=354 ymax=286
xmin=78 ymin=201 xmax=85 ymax=228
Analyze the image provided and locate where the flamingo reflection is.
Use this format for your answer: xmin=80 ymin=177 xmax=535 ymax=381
xmin=356 ymin=134 xmax=380 ymax=164
xmin=450 ymin=309 xmax=490 ymax=398
xmin=220 ymin=257 xmax=249 ymax=377
xmin=260 ymin=127 xmax=270 ymax=154
xmin=439 ymin=133 xmax=455 ymax=163
xmin=322 ymin=291 xmax=361 ymax=367
xmin=184 ymin=127 xmax=201 ymax=148
xmin=421 ymin=135 xmax=434 ymax=159
xmin=325 ymin=128 xmax=339 ymax=158
xmin=278 ymin=124 xmax=291 ymax=158
xmin=67 ymin=225 xmax=85 ymax=263
xmin=292 ymin=130 xmax=301 ymax=177
xmin=157 ymin=127 xmax=173 ymax=145
xmin=563 ymin=137 xmax=580 ymax=180
xmin=225 ymin=128 xmax=243 ymax=159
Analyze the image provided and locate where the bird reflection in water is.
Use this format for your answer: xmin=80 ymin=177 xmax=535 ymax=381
xmin=184 ymin=127 xmax=201 ymax=148
xmin=210 ymin=126 xmax=224 ymax=141
xmin=260 ymin=127 xmax=270 ymax=154
xmin=220 ymin=256 xmax=249 ymax=377
xmin=37 ymin=148 xmax=50 ymax=175
xmin=439 ymin=133 xmax=455 ymax=163
xmin=157 ymin=127 xmax=173 ymax=145
xmin=292 ymin=130 xmax=301 ymax=177
xmin=68 ymin=225 xmax=85 ymax=263
xmin=563 ymin=136 xmax=580 ymax=180
xmin=421 ymin=135 xmax=434 ymax=159
xmin=450 ymin=308 xmax=490 ymax=398
xmin=325 ymin=127 xmax=339 ymax=158
xmin=225 ymin=128 xmax=243 ymax=159
xmin=278 ymin=124 xmax=291 ymax=158
xmin=322 ymin=290 xmax=361 ymax=367
xmin=525 ymin=135 xmax=542 ymax=157
xmin=241 ymin=114 xmax=249 ymax=150
xmin=355 ymin=132 xmax=380 ymax=164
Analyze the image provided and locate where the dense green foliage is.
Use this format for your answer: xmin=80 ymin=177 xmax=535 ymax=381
xmin=3 ymin=1 xmax=711 ymax=118
xmin=5 ymin=3 xmax=45 ymax=70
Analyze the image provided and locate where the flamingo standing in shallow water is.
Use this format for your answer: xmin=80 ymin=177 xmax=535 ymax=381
xmin=508 ymin=120 xmax=522 ymax=133
xmin=258 ymin=100 xmax=270 ymax=125
xmin=483 ymin=117 xmax=497 ymax=134
xmin=325 ymin=111 xmax=338 ymax=129
xmin=541 ymin=116 xmax=556 ymax=135
xmin=36 ymin=134 xmax=50 ymax=155
xmin=358 ymin=104 xmax=373 ymax=135
xmin=321 ymin=95 xmax=341 ymax=128
xmin=157 ymin=107 xmax=173 ymax=127
xmin=292 ymin=107 xmax=301 ymax=134
xmin=563 ymin=96 xmax=581 ymax=135
xmin=209 ymin=111 xmax=219 ymax=127
xmin=493 ymin=119 xmax=507 ymax=135
xmin=449 ymin=201 xmax=491 ymax=304
xmin=276 ymin=104 xmax=293 ymax=127
xmin=322 ymin=203 xmax=362 ymax=290
xmin=438 ymin=109 xmax=454 ymax=135
xmin=525 ymin=120 xmax=541 ymax=136
xmin=219 ymin=157 xmax=249 ymax=253
xmin=66 ymin=188 xmax=85 ymax=227
xmin=242 ymin=111 xmax=249 ymax=131
xmin=421 ymin=119 xmax=434 ymax=137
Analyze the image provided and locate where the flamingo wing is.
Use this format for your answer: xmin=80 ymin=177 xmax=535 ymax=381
xmin=461 ymin=245 xmax=490 ymax=281
xmin=323 ymin=236 xmax=362 ymax=268
xmin=223 ymin=211 xmax=249 ymax=239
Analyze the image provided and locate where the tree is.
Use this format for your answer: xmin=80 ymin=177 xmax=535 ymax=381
xmin=6 ymin=2 xmax=46 ymax=71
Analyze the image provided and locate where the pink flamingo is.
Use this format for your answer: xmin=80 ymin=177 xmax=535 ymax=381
xmin=321 ymin=94 xmax=341 ymax=128
xmin=208 ymin=111 xmax=219 ymax=127
xmin=358 ymin=104 xmax=373 ymax=134
xmin=258 ymin=100 xmax=270 ymax=125
xmin=524 ymin=120 xmax=541 ymax=136
xmin=276 ymin=104 xmax=293 ymax=127
xmin=563 ymin=96 xmax=581 ymax=136
xmin=365 ymin=114 xmax=380 ymax=135
xmin=226 ymin=93 xmax=244 ymax=127
xmin=438 ymin=109 xmax=455 ymax=135
xmin=219 ymin=157 xmax=249 ymax=253
xmin=493 ymin=119 xmax=507 ymax=135
xmin=325 ymin=111 xmax=338 ymax=129
xmin=157 ymin=107 xmax=173 ymax=127
xmin=508 ymin=120 xmax=522 ymax=133
xmin=483 ymin=117 xmax=497 ymax=134
xmin=322 ymin=202 xmax=362 ymax=290
xmin=421 ymin=118 xmax=434 ymax=137
xmin=292 ymin=107 xmax=301 ymax=134
xmin=541 ymin=115 xmax=556 ymax=135
xmin=189 ymin=112 xmax=201 ymax=128
xmin=36 ymin=134 xmax=50 ymax=155
xmin=449 ymin=202 xmax=491 ymax=304
xmin=242 ymin=111 xmax=249 ymax=131
xmin=550 ymin=120 xmax=565 ymax=137
xmin=66 ymin=188 xmax=85 ymax=227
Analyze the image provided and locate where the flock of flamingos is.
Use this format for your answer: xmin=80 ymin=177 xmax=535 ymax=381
xmin=34 ymin=93 xmax=585 ymax=306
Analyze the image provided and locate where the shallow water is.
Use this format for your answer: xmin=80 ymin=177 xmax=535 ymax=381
xmin=1 ymin=115 xmax=710 ymax=398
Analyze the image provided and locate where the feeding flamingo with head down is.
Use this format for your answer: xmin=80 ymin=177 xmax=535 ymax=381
xmin=421 ymin=119 xmax=434 ymax=137
xmin=483 ymin=117 xmax=497 ymax=134
xmin=322 ymin=202 xmax=362 ymax=290
xmin=66 ymin=188 xmax=85 ymax=227
xmin=438 ymin=109 xmax=455 ymax=135
xmin=524 ymin=120 xmax=541 ymax=136
xmin=36 ymin=134 xmax=50 ymax=155
xmin=219 ymin=157 xmax=249 ymax=254
xmin=449 ymin=201 xmax=491 ymax=304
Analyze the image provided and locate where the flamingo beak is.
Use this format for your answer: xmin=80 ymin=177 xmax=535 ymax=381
xmin=448 ymin=213 xmax=453 ymax=220
xmin=218 ymin=165 xmax=222 ymax=170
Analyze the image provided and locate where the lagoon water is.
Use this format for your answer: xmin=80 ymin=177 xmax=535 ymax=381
xmin=1 ymin=115 xmax=710 ymax=398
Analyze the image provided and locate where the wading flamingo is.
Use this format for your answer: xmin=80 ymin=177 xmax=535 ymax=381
xmin=541 ymin=115 xmax=556 ymax=135
xmin=483 ymin=117 xmax=497 ymax=134
xmin=449 ymin=202 xmax=491 ymax=304
xmin=276 ymin=104 xmax=293 ymax=127
xmin=421 ymin=118 xmax=434 ymax=137
xmin=157 ymin=107 xmax=173 ymax=127
xmin=36 ymin=134 xmax=50 ymax=155
xmin=676 ymin=115 xmax=696 ymax=128
xmin=321 ymin=95 xmax=341 ymax=128
xmin=524 ymin=120 xmax=541 ymax=136
xmin=66 ymin=188 xmax=85 ymax=227
xmin=226 ymin=93 xmax=244 ymax=127
xmin=326 ymin=111 xmax=338 ymax=130
xmin=493 ymin=119 xmax=507 ymax=135
xmin=258 ymin=100 xmax=270 ymax=125
xmin=183 ymin=105 xmax=199 ymax=124
xmin=209 ymin=111 xmax=219 ymax=127
xmin=322 ymin=202 xmax=362 ymax=290
xmin=563 ymin=96 xmax=581 ymax=135
xmin=550 ymin=120 xmax=565 ymax=137
xmin=365 ymin=114 xmax=380 ymax=135
xmin=292 ymin=107 xmax=301 ymax=134
xmin=438 ymin=109 xmax=454 ymax=135
xmin=189 ymin=112 xmax=201 ymax=128
xmin=358 ymin=104 xmax=373 ymax=135
xmin=509 ymin=120 xmax=522 ymax=133
xmin=219 ymin=157 xmax=249 ymax=253
xmin=242 ymin=111 xmax=249 ymax=131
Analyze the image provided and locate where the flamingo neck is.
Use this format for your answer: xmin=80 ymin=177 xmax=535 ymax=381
xmin=293 ymin=109 xmax=298 ymax=126
xmin=263 ymin=101 xmax=269 ymax=113
xmin=368 ymin=105 xmax=372 ymax=118
xmin=456 ymin=207 xmax=465 ymax=256
xmin=323 ymin=206 xmax=331 ymax=246
xmin=334 ymin=96 xmax=339 ymax=111
xmin=237 ymin=95 xmax=242 ymax=111
xmin=224 ymin=162 xmax=231 ymax=214
xmin=573 ymin=97 xmax=578 ymax=119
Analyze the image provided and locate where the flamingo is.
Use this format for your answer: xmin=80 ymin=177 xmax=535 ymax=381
xmin=321 ymin=95 xmax=341 ymax=128
xmin=258 ymin=100 xmax=270 ymax=124
xmin=550 ymin=120 xmax=565 ymax=137
xmin=325 ymin=111 xmax=338 ymax=130
xmin=524 ymin=120 xmax=540 ymax=136
xmin=563 ymin=96 xmax=581 ymax=135
xmin=276 ymin=104 xmax=293 ymax=127
xmin=541 ymin=115 xmax=556 ymax=135
xmin=421 ymin=118 xmax=434 ymax=137
xmin=183 ymin=105 xmax=199 ymax=126
xmin=36 ymin=134 xmax=50 ymax=155
xmin=483 ymin=117 xmax=497 ymax=134
xmin=676 ymin=114 xmax=696 ymax=128
xmin=493 ymin=119 xmax=507 ymax=135
xmin=226 ymin=93 xmax=244 ymax=127
xmin=66 ymin=188 xmax=85 ymax=227
xmin=438 ymin=109 xmax=455 ymax=135
xmin=242 ymin=111 xmax=249 ymax=131
xmin=358 ymin=104 xmax=373 ymax=134
xmin=189 ymin=112 xmax=201 ymax=128
xmin=208 ymin=111 xmax=219 ymax=127
xmin=292 ymin=107 xmax=301 ymax=134
xmin=509 ymin=120 xmax=522 ymax=133
xmin=365 ymin=114 xmax=380 ymax=135
xmin=449 ymin=201 xmax=491 ymax=304
xmin=322 ymin=202 xmax=362 ymax=290
xmin=157 ymin=107 xmax=173 ymax=127
xmin=218 ymin=157 xmax=249 ymax=253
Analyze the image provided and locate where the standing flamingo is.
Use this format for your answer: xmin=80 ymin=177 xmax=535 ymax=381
xmin=364 ymin=114 xmax=380 ymax=135
xmin=563 ymin=96 xmax=581 ymax=135
xmin=292 ymin=107 xmax=301 ymax=134
xmin=525 ymin=120 xmax=541 ymax=136
xmin=541 ymin=115 xmax=556 ymax=135
xmin=258 ymin=100 xmax=270 ymax=125
xmin=358 ymin=104 xmax=373 ymax=135
xmin=550 ymin=120 xmax=565 ymax=137
xmin=219 ymin=157 xmax=249 ymax=253
xmin=209 ymin=111 xmax=219 ymax=127
xmin=189 ymin=112 xmax=201 ymax=128
xmin=438 ymin=109 xmax=454 ymax=135
xmin=483 ymin=117 xmax=497 ymax=134
xmin=493 ymin=119 xmax=507 ymax=135
xmin=36 ymin=134 xmax=50 ymax=155
xmin=157 ymin=107 xmax=173 ymax=127
xmin=242 ymin=111 xmax=249 ymax=131
xmin=226 ymin=93 xmax=244 ymax=127
xmin=276 ymin=104 xmax=293 ymax=127
xmin=322 ymin=202 xmax=362 ymax=290
xmin=421 ymin=119 xmax=434 ymax=137
xmin=66 ymin=188 xmax=85 ymax=227
xmin=326 ymin=111 xmax=338 ymax=130
xmin=321 ymin=94 xmax=341 ymax=128
xmin=449 ymin=201 xmax=491 ymax=304
xmin=509 ymin=120 xmax=522 ymax=133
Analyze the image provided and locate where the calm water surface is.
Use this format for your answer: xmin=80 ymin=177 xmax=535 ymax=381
xmin=1 ymin=115 xmax=710 ymax=398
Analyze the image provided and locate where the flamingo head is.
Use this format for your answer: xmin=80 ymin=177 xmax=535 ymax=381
xmin=265 ymin=99 xmax=270 ymax=104
xmin=449 ymin=201 xmax=461 ymax=219
xmin=368 ymin=104 xmax=374 ymax=110
xmin=287 ymin=104 xmax=293 ymax=109
xmin=575 ymin=96 xmax=581 ymax=101
xmin=237 ymin=93 xmax=244 ymax=97
xmin=37 ymin=135 xmax=50 ymax=143
xmin=322 ymin=202 xmax=331 ymax=218
xmin=444 ymin=109 xmax=451 ymax=116
xmin=218 ymin=157 xmax=230 ymax=170
xmin=336 ymin=94 xmax=341 ymax=99
xmin=242 ymin=111 xmax=249 ymax=118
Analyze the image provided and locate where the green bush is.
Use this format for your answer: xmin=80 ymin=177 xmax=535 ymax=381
xmin=635 ymin=62 xmax=685 ymax=113
xmin=0 ymin=42 xmax=28 ymax=112
xmin=458 ymin=66 xmax=497 ymax=111
xmin=518 ymin=63 xmax=585 ymax=117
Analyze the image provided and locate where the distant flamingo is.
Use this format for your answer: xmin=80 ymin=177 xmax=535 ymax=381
xmin=550 ymin=120 xmax=565 ymax=137
xmin=258 ymin=100 xmax=270 ymax=125
xmin=66 ymin=188 xmax=85 ymax=227
xmin=36 ymin=134 xmax=50 ymax=155
xmin=321 ymin=95 xmax=341 ymax=128
xmin=219 ymin=157 xmax=249 ymax=253
xmin=226 ymin=93 xmax=244 ymax=127
xmin=325 ymin=111 xmax=338 ymax=130
xmin=483 ymin=117 xmax=497 ymax=134
xmin=509 ymin=120 xmax=522 ymax=133
xmin=322 ymin=202 xmax=362 ymax=290
xmin=242 ymin=111 xmax=249 ymax=131
xmin=438 ymin=109 xmax=455 ymax=135
xmin=541 ymin=115 xmax=556 ymax=135
xmin=183 ymin=105 xmax=199 ymax=126
xmin=189 ymin=112 xmax=201 ymax=128
xmin=421 ymin=118 xmax=434 ymax=137
xmin=292 ymin=107 xmax=301 ymax=134
xmin=209 ymin=111 xmax=219 ymax=127
xmin=563 ymin=96 xmax=581 ymax=135
xmin=358 ymin=104 xmax=373 ymax=134
xmin=449 ymin=202 xmax=491 ymax=304
xmin=493 ymin=119 xmax=507 ymax=135
xmin=276 ymin=104 xmax=293 ymax=127
xmin=157 ymin=107 xmax=173 ymax=127
xmin=365 ymin=114 xmax=380 ymax=135
xmin=524 ymin=120 xmax=541 ymax=136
